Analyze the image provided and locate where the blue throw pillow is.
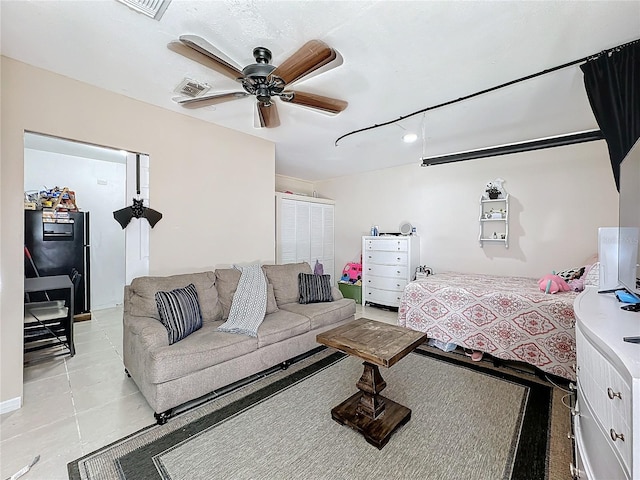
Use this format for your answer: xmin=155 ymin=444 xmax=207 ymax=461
xmin=298 ymin=273 xmax=333 ymax=304
xmin=155 ymin=283 xmax=203 ymax=344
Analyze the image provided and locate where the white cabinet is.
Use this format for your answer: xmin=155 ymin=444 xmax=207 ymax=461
xmin=275 ymin=193 xmax=335 ymax=283
xmin=479 ymin=194 xmax=509 ymax=248
xmin=573 ymin=287 xmax=640 ymax=479
xmin=362 ymin=235 xmax=419 ymax=308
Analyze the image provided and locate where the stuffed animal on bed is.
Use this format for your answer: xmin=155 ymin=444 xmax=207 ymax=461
xmin=538 ymin=274 xmax=571 ymax=294
xmin=556 ymin=265 xmax=590 ymax=292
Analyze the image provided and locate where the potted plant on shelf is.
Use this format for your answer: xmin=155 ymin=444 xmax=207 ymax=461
xmin=486 ymin=185 xmax=501 ymax=199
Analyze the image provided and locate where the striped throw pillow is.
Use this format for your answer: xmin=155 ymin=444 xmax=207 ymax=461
xmin=298 ymin=273 xmax=333 ymax=304
xmin=155 ymin=283 xmax=203 ymax=344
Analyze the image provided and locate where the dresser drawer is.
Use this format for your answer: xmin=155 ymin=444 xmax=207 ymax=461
xmin=364 ymin=238 xmax=408 ymax=252
xmin=365 ymin=287 xmax=403 ymax=307
xmin=576 ymin=387 xmax=629 ymax=480
xmin=576 ymin=326 xmax=632 ymax=475
xmin=365 ymin=264 xmax=408 ymax=279
xmin=365 ymin=275 xmax=407 ymax=292
xmin=607 ymin=368 xmax=632 ymax=472
xmin=365 ymin=251 xmax=408 ymax=265
xmin=607 ymin=366 xmax=631 ymax=430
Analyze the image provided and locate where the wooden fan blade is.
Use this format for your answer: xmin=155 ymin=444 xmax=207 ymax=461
xmin=168 ymin=35 xmax=243 ymax=81
xmin=281 ymin=91 xmax=348 ymax=114
xmin=257 ymin=102 xmax=280 ymax=128
xmin=271 ymin=40 xmax=337 ymax=85
xmin=174 ymin=92 xmax=249 ymax=109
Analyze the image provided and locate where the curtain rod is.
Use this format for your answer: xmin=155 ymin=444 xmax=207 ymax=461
xmin=335 ymin=37 xmax=640 ymax=146
xmin=420 ymin=130 xmax=605 ymax=166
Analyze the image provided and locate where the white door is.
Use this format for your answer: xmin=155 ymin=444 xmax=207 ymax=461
xmin=124 ymin=152 xmax=151 ymax=284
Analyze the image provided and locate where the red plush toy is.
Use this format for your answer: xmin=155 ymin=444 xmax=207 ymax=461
xmin=538 ymin=274 xmax=571 ymax=294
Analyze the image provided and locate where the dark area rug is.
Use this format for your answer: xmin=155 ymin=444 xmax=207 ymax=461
xmin=69 ymin=346 xmax=555 ymax=480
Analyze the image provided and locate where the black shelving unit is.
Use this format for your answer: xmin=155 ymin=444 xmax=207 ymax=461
xmin=24 ymin=275 xmax=75 ymax=364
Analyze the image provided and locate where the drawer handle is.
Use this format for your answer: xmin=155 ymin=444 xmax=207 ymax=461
xmin=569 ymin=463 xmax=583 ymax=479
xmin=607 ymin=387 xmax=622 ymax=400
xmin=609 ymin=429 xmax=625 ymax=442
xmin=396 ymin=257 xmax=401 ymax=261
xmin=397 ymin=270 xmax=401 ymax=274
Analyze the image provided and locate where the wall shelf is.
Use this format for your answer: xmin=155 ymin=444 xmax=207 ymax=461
xmin=479 ymin=192 xmax=509 ymax=248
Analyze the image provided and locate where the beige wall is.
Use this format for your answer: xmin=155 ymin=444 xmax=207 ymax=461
xmin=1 ymin=57 xmax=275 ymax=409
xmin=315 ymin=141 xmax=618 ymax=279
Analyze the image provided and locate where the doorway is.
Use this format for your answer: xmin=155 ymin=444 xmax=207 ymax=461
xmin=23 ymin=132 xmax=150 ymax=311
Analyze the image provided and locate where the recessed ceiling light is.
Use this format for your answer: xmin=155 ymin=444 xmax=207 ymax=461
xmin=402 ymin=133 xmax=418 ymax=143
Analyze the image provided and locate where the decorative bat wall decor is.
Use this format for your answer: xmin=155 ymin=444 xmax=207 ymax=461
xmin=113 ymin=154 xmax=163 ymax=229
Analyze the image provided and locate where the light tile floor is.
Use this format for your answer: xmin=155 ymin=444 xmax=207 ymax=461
xmin=0 ymin=304 xmax=396 ymax=480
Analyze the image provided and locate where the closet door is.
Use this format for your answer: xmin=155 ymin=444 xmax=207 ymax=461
xmin=276 ymin=194 xmax=335 ymax=283
xmin=310 ymin=203 xmax=334 ymax=282
xmin=278 ymin=199 xmax=297 ymax=265
xmin=278 ymin=198 xmax=311 ymax=265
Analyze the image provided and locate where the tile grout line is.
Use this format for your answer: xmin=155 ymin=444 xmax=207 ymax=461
xmin=64 ymin=355 xmax=84 ymax=449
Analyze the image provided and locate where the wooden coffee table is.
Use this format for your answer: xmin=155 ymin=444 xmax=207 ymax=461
xmin=316 ymin=318 xmax=428 ymax=449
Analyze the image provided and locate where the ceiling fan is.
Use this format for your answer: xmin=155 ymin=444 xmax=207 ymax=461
xmin=168 ymin=36 xmax=348 ymax=128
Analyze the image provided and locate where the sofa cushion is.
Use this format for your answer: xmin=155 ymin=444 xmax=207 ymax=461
xmin=256 ymin=310 xmax=310 ymax=348
xmin=146 ymin=322 xmax=258 ymax=384
xmin=262 ymin=262 xmax=312 ymax=306
xmin=298 ymin=273 xmax=333 ymax=304
xmin=155 ymin=283 xmax=203 ymax=344
xmin=129 ymin=272 xmax=222 ymax=323
xmin=215 ymin=268 xmax=278 ymax=320
xmin=279 ymin=298 xmax=357 ymax=330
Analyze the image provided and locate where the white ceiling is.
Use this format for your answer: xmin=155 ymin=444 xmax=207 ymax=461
xmin=2 ymin=1 xmax=639 ymax=181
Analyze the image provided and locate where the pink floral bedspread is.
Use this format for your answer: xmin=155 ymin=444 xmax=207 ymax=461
xmin=398 ymin=272 xmax=577 ymax=380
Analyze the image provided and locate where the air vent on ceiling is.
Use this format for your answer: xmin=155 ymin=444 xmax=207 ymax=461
xmin=116 ymin=0 xmax=172 ymax=20
xmin=174 ymin=78 xmax=211 ymax=98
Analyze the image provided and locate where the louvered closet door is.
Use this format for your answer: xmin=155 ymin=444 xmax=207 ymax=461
xmin=309 ymin=203 xmax=334 ymax=281
xmin=294 ymin=202 xmax=311 ymax=264
xmin=276 ymin=196 xmax=335 ymax=283
xmin=279 ymin=200 xmax=297 ymax=264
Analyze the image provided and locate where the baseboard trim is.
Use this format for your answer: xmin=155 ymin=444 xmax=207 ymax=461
xmin=0 ymin=396 xmax=22 ymax=414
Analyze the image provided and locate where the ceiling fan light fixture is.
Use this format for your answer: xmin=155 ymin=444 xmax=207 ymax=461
xmin=255 ymin=85 xmax=272 ymax=104
xmin=403 ymin=133 xmax=418 ymax=143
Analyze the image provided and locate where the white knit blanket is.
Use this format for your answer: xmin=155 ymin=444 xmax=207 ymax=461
xmin=217 ymin=264 xmax=267 ymax=337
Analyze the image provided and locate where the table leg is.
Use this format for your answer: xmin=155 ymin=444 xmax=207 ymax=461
xmin=356 ymin=361 xmax=386 ymax=419
xmin=330 ymin=360 xmax=411 ymax=449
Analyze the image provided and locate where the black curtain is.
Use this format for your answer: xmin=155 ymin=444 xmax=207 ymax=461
xmin=581 ymin=40 xmax=640 ymax=191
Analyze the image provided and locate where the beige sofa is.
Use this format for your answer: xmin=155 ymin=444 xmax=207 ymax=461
xmin=123 ymin=262 xmax=356 ymax=424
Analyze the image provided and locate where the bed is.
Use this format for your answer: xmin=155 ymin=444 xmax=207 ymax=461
xmin=398 ymin=272 xmax=581 ymax=381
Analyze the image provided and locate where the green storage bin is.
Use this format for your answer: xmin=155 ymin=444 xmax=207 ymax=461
xmin=338 ymin=283 xmax=362 ymax=304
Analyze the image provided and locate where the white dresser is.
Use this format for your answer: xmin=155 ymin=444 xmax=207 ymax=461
xmin=362 ymin=235 xmax=419 ymax=308
xmin=573 ymin=287 xmax=640 ymax=479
